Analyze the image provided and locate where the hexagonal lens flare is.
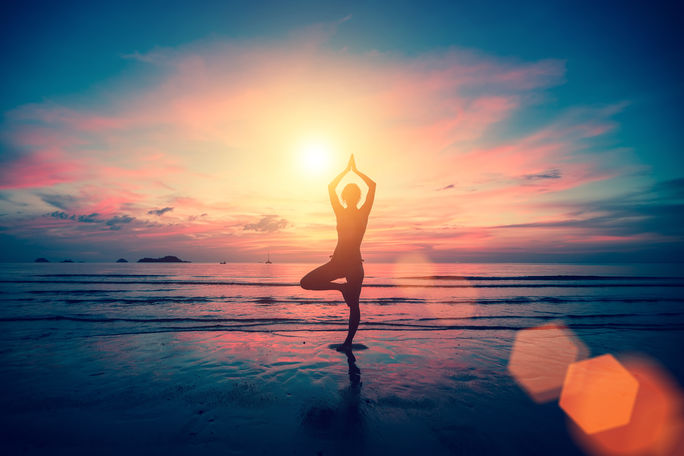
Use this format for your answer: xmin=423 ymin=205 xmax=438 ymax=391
xmin=508 ymin=322 xmax=588 ymax=403
xmin=560 ymin=354 xmax=639 ymax=435
xmin=567 ymin=356 xmax=684 ymax=456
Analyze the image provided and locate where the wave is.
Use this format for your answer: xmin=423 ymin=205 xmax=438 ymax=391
xmin=0 ymin=316 xmax=307 ymax=324
xmin=28 ymin=289 xmax=132 ymax=294
xmin=37 ymin=274 xmax=170 ymax=277
xmin=400 ymin=275 xmax=684 ymax=281
xmin=4 ymin=322 xmax=684 ymax=337
xmin=457 ymin=296 xmax=684 ymax=305
xmin=33 ymin=274 xmax=684 ymax=281
xmin=413 ymin=311 xmax=684 ymax=321
xmin=2 ymin=294 xmax=684 ymax=306
xmin=373 ymin=296 xmax=684 ymax=305
xmin=3 ymin=279 xmax=684 ymax=288
xmin=61 ymin=296 xmax=215 ymax=304
xmin=2 ymin=311 xmax=682 ymax=325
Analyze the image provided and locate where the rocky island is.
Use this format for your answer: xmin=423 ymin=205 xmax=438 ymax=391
xmin=137 ymin=255 xmax=190 ymax=263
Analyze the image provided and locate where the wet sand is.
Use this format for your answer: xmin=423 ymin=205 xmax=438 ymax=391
xmin=2 ymin=326 xmax=682 ymax=455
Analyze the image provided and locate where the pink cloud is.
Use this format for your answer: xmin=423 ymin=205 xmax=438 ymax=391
xmin=0 ymin=32 xmax=643 ymax=261
xmin=0 ymin=148 xmax=84 ymax=189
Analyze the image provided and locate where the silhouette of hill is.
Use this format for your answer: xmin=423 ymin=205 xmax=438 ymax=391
xmin=116 ymin=258 xmax=128 ymax=263
xmin=137 ymin=255 xmax=189 ymax=263
xmin=34 ymin=258 xmax=49 ymax=263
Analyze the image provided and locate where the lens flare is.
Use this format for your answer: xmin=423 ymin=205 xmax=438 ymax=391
xmin=560 ymin=354 xmax=639 ymax=435
xmin=390 ymin=254 xmax=478 ymax=330
xmin=567 ymin=356 xmax=684 ymax=456
xmin=508 ymin=322 xmax=589 ymax=404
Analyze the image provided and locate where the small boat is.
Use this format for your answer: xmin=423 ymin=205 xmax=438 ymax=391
xmin=219 ymin=261 xmax=226 ymax=264
xmin=265 ymin=252 xmax=272 ymax=264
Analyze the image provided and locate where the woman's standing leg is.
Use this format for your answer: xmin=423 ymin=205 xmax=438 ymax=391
xmin=341 ymin=263 xmax=364 ymax=348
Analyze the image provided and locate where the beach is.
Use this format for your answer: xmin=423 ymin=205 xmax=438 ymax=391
xmin=1 ymin=262 xmax=683 ymax=455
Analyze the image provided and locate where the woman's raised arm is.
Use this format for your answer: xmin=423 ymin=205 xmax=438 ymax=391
xmin=328 ymin=157 xmax=352 ymax=214
xmin=350 ymin=155 xmax=376 ymax=214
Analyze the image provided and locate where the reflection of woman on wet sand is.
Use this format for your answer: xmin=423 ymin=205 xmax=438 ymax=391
xmin=300 ymin=154 xmax=375 ymax=351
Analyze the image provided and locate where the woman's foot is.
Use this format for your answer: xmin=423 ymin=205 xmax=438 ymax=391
xmin=336 ymin=342 xmax=353 ymax=352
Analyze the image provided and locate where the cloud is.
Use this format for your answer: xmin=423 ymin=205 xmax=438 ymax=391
xmin=48 ymin=211 xmax=103 ymax=223
xmin=147 ymin=207 xmax=174 ymax=216
xmin=39 ymin=193 xmax=77 ymax=210
xmin=491 ymin=178 xmax=684 ymax=240
xmin=243 ymin=215 xmax=288 ymax=233
xmin=0 ymin=26 xmax=659 ymax=261
xmin=652 ymin=177 xmax=684 ymax=200
xmin=77 ymin=213 xmax=102 ymax=223
xmin=105 ymin=215 xmax=135 ymax=230
xmin=48 ymin=211 xmax=72 ymax=220
xmin=0 ymin=148 xmax=83 ymax=190
xmin=188 ymin=212 xmax=208 ymax=221
xmin=46 ymin=210 xmax=135 ymax=230
xmin=523 ymin=168 xmax=562 ymax=180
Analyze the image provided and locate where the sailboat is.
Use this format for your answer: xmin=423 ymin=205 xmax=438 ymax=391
xmin=265 ymin=251 xmax=272 ymax=264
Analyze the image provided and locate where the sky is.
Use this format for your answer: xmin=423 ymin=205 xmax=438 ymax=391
xmin=1 ymin=0 xmax=683 ymax=263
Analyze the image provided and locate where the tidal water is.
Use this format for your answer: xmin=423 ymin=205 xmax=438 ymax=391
xmin=1 ymin=262 xmax=682 ymax=455
xmin=1 ymin=262 xmax=683 ymax=339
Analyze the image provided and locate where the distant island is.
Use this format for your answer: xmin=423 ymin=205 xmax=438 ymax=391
xmin=116 ymin=258 xmax=128 ymax=263
xmin=61 ymin=259 xmax=74 ymax=263
xmin=34 ymin=258 xmax=49 ymax=263
xmin=137 ymin=255 xmax=190 ymax=263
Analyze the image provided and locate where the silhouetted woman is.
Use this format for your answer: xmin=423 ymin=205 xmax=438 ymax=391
xmin=300 ymin=154 xmax=376 ymax=351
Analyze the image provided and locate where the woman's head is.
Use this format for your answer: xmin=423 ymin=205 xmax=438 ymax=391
xmin=341 ymin=183 xmax=361 ymax=208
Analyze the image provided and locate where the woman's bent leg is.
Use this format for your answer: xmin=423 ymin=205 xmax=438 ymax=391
xmin=300 ymin=262 xmax=345 ymax=291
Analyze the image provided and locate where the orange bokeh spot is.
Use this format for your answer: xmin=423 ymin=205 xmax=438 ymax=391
xmin=568 ymin=356 xmax=684 ymax=456
xmin=508 ymin=323 xmax=588 ymax=403
xmin=397 ymin=254 xmax=479 ymax=331
xmin=560 ymin=354 xmax=639 ymax=435
xmin=391 ymin=253 xmax=436 ymax=302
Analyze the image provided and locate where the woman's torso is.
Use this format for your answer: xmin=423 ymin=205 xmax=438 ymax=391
xmin=332 ymin=209 xmax=368 ymax=263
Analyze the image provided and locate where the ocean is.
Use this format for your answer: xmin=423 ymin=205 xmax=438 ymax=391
xmin=1 ymin=262 xmax=683 ymax=455
xmin=1 ymin=262 xmax=683 ymax=337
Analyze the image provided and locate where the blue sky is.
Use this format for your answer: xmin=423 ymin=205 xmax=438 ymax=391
xmin=2 ymin=0 xmax=681 ymax=174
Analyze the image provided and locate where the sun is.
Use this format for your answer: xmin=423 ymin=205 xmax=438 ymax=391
xmin=299 ymin=140 xmax=332 ymax=175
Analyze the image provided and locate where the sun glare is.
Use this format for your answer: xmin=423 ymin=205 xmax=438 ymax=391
xmin=299 ymin=140 xmax=332 ymax=175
